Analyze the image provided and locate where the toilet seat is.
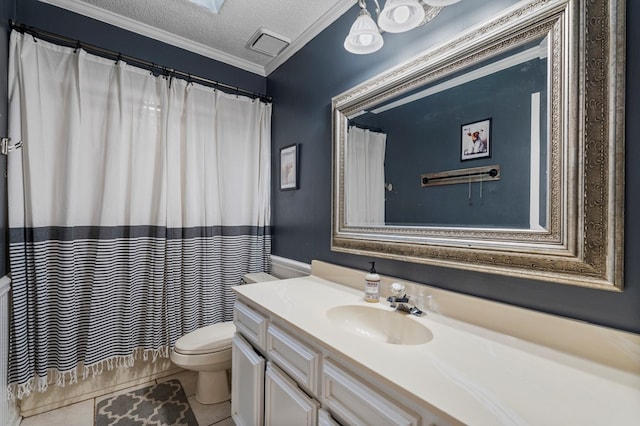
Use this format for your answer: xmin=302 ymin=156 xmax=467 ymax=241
xmin=174 ymin=321 xmax=236 ymax=355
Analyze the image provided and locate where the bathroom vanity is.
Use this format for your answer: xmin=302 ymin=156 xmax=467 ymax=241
xmin=231 ymin=262 xmax=640 ymax=425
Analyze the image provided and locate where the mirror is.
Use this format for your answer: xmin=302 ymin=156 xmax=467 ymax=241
xmin=331 ymin=0 xmax=625 ymax=290
xmin=346 ymin=36 xmax=549 ymax=230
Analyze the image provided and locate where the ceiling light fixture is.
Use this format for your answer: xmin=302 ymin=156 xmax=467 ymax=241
xmin=344 ymin=0 xmax=461 ymax=55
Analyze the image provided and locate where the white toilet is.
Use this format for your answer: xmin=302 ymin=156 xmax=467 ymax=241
xmin=170 ymin=272 xmax=278 ymax=404
xmin=170 ymin=321 xmax=236 ymax=404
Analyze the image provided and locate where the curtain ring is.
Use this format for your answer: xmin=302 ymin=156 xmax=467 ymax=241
xmin=74 ymin=41 xmax=80 ymax=54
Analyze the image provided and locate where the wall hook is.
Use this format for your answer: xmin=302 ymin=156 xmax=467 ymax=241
xmin=1 ymin=137 xmax=23 ymax=155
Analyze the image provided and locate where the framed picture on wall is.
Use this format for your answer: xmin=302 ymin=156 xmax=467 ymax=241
xmin=280 ymin=143 xmax=299 ymax=190
xmin=461 ymin=118 xmax=491 ymax=161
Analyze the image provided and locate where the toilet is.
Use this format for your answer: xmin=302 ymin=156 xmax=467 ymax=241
xmin=170 ymin=272 xmax=278 ymax=404
xmin=170 ymin=321 xmax=236 ymax=404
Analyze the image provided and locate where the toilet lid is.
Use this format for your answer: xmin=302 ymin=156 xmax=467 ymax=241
xmin=174 ymin=321 xmax=236 ymax=355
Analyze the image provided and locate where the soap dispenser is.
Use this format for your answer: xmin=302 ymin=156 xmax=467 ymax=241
xmin=364 ymin=261 xmax=380 ymax=303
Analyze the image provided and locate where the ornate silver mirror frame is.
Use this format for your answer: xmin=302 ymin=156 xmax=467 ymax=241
xmin=331 ymin=0 xmax=625 ymax=290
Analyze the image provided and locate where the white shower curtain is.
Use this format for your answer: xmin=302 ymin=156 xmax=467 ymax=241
xmin=345 ymin=126 xmax=386 ymax=225
xmin=7 ymin=31 xmax=271 ymax=398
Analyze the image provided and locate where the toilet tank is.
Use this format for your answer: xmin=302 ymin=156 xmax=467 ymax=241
xmin=242 ymin=272 xmax=278 ymax=284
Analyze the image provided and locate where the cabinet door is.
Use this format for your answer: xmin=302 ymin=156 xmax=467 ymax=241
xmin=232 ymin=334 xmax=265 ymax=426
xmin=265 ymin=362 xmax=320 ymax=426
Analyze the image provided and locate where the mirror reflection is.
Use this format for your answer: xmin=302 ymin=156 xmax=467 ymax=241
xmin=344 ymin=36 xmax=549 ymax=230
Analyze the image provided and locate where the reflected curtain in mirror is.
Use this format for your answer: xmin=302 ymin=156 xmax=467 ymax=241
xmin=345 ymin=126 xmax=387 ymax=226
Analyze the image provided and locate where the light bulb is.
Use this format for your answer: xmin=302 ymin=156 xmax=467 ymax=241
xmin=377 ymin=0 xmax=425 ymax=33
xmin=344 ymin=7 xmax=384 ymax=54
xmin=358 ymin=34 xmax=374 ymax=46
xmin=393 ymin=6 xmax=410 ymax=24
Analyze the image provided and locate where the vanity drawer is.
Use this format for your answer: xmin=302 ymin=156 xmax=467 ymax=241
xmin=267 ymin=323 xmax=321 ymax=395
xmin=234 ymin=300 xmax=269 ymax=350
xmin=322 ymin=358 xmax=420 ymax=426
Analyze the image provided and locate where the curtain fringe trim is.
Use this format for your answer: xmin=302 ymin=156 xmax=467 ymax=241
xmin=6 ymin=346 xmax=170 ymax=401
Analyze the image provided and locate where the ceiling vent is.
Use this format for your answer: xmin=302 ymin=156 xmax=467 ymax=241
xmin=248 ymin=29 xmax=290 ymax=57
xmin=188 ymin=0 xmax=226 ymax=14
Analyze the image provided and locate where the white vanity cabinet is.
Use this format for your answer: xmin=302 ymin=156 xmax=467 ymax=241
xmin=233 ymin=297 xmax=448 ymax=426
xmin=233 ymin=269 xmax=640 ymax=425
xmin=233 ymin=299 xmax=323 ymax=426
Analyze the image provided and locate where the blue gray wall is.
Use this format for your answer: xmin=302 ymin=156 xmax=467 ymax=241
xmin=379 ymin=59 xmax=547 ymax=227
xmin=269 ymin=1 xmax=640 ymax=333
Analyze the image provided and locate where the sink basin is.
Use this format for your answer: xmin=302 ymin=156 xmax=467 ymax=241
xmin=326 ymin=305 xmax=433 ymax=345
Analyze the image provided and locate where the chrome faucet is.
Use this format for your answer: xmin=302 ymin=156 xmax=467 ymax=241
xmin=386 ymin=283 xmax=424 ymax=316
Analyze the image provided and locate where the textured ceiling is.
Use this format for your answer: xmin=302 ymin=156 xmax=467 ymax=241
xmin=38 ymin=0 xmax=355 ymax=76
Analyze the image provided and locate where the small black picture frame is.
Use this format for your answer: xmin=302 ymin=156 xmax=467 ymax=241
xmin=461 ymin=118 xmax=491 ymax=161
xmin=280 ymin=143 xmax=299 ymax=190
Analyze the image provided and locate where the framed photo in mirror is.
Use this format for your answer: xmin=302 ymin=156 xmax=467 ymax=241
xmin=461 ymin=118 xmax=491 ymax=161
xmin=280 ymin=143 xmax=299 ymax=190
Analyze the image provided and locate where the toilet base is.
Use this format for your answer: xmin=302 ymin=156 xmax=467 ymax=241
xmin=196 ymin=369 xmax=231 ymax=405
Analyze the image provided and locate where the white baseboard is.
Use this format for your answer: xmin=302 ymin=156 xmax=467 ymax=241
xmin=270 ymin=255 xmax=310 ymax=279
xmin=4 ymin=403 xmax=20 ymax=426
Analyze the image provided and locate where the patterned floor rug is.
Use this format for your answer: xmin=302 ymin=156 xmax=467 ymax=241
xmin=95 ymin=379 xmax=199 ymax=426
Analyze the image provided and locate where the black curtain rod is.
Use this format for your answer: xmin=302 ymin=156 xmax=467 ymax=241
xmin=348 ymin=121 xmax=384 ymax=134
xmin=9 ymin=20 xmax=272 ymax=104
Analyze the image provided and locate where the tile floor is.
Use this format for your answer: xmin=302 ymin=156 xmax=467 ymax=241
xmin=19 ymin=370 xmax=233 ymax=426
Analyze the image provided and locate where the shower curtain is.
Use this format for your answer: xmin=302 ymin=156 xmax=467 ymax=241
xmin=6 ymin=31 xmax=271 ymax=398
xmin=345 ymin=126 xmax=386 ymax=225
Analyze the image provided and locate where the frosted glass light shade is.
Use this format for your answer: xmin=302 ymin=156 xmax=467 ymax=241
xmin=422 ymin=0 xmax=461 ymax=6
xmin=377 ymin=0 xmax=425 ymax=33
xmin=344 ymin=9 xmax=384 ymax=54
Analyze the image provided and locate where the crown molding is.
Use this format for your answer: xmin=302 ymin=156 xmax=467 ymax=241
xmin=38 ymin=0 xmax=267 ymax=76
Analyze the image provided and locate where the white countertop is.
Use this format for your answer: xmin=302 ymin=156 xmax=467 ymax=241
xmin=234 ymin=275 xmax=640 ymax=425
